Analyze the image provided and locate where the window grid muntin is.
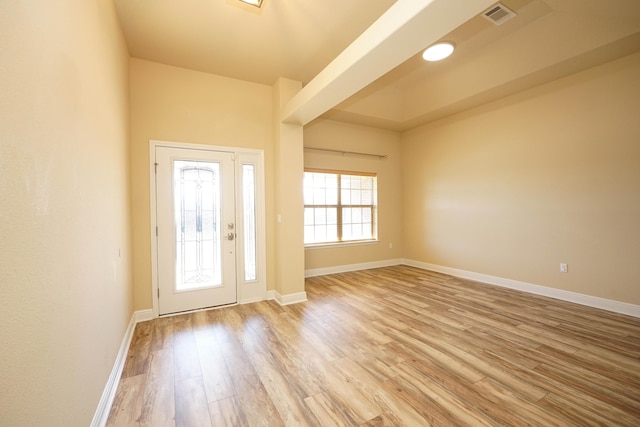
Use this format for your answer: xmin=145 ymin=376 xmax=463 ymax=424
xmin=304 ymin=170 xmax=377 ymax=245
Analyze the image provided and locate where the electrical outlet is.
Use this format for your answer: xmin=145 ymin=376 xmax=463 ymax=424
xmin=389 ymin=243 xmax=393 ymax=249
xmin=560 ymin=263 xmax=568 ymax=273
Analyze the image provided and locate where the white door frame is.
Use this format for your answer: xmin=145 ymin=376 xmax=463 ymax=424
xmin=149 ymin=140 xmax=267 ymax=317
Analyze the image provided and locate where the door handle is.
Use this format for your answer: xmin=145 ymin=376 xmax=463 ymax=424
xmin=226 ymin=232 xmax=235 ymax=241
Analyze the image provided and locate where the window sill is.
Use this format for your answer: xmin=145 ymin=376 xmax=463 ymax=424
xmin=304 ymin=240 xmax=379 ymax=250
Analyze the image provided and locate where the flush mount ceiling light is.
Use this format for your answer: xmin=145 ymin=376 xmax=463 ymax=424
xmin=422 ymin=42 xmax=455 ymax=62
xmin=238 ymin=0 xmax=263 ymax=7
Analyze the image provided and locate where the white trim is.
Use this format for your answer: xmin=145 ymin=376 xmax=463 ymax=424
xmin=134 ymin=309 xmax=154 ymax=323
xmin=305 ymin=259 xmax=403 ymax=278
xmin=305 ymin=240 xmax=379 ymax=250
xmin=272 ymin=291 xmax=308 ymax=306
xmin=157 ymin=303 xmax=238 ymax=318
xmin=403 ymin=259 xmax=640 ymax=318
xmin=91 ymin=309 xmax=150 ymax=427
xmin=149 ymin=142 xmax=159 ymax=318
xmin=265 ymin=290 xmax=276 ymax=301
xmin=150 ymin=139 xmax=265 ymax=155
xmin=240 ymin=296 xmax=266 ymax=304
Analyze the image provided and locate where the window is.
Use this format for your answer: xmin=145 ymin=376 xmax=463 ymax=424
xmin=242 ymin=164 xmax=257 ymax=282
xmin=304 ymin=169 xmax=377 ymax=245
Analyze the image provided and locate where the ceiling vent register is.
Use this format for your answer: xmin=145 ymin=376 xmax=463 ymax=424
xmin=483 ymin=3 xmax=517 ymax=25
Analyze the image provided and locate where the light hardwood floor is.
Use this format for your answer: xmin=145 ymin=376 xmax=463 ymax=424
xmin=107 ymin=265 xmax=640 ymax=426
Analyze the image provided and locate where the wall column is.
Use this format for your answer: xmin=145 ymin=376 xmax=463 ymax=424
xmin=272 ymin=78 xmax=306 ymax=302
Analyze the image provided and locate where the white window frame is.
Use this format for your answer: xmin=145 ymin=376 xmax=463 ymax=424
xmin=304 ymin=168 xmax=378 ymax=247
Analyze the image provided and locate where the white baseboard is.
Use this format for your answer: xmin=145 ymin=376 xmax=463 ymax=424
xmin=91 ymin=309 xmax=153 ymax=427
xmin=240 ymin=296 xmax=266 ymax=304
xmin=305 ymin=258 xmax=403 ymax=278
xmin=403 ymin=259 xmax=640 ymax=318
xmin=134 ymin=309 xmax=153 ymax=323
xmin=271 ymin=291 xmax=308 ymax=306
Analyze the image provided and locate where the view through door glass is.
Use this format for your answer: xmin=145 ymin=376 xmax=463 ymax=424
xmin=174 ymin=160 xmax=222 ymax=291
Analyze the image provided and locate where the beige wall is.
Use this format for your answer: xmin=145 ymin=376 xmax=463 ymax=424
xmin=273 ymin=79 xmax=306 ymax=296
xmin=304 ymin=119 xmax=404 ymax=270
xmin=0 ymin=0 xmax=132 ymax=425
xmin=129 ymin=59 xmax=275 ymax=309
xmin=402 ymin=52 xmax=640 ymax=305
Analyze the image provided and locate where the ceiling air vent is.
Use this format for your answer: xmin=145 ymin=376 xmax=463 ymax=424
xmin=483 ymin=3 xmax=517 ymax=25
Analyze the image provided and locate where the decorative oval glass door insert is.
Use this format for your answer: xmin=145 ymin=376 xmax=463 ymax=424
xmin=173 ymin=160 xmax=222 ymax=291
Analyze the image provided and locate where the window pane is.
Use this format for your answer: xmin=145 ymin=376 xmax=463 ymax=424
xmin=304 ymin=208 xmax=315 ymax=226
xmin=352 ymin=207 xmax=362 ymax=223
xmin=303 ymin=188 xmax=313 ymax=205
xmin=326 ymin=188 xmax=338 ymax=204
xmin=351 ymin=176 xmax=362 ymax=189
xmin=316 ymin=225 xmax=327 ymax=242
xmin=303 ymin=173 xmax=315 ymax=204
xmin=341 ymin=188 xmax=351 ymax=204
xmin=361 ymin=189 xmax=372 ymax=205
xmin=326 ymin=174 xmax=338 ymax=189
xmin=342 ymin=176 xmax=352 ymax=189
xmin=342 ymin=224 xmax=352 ymax=240
xmin=350 ymin=189 xmax=360 ymax=205
xmin=202 ymin=210 xmax=214 ymax=240
xmin=304 ymin=225 xmax=315 ymax=243
xmin=327 ymin=208 xmax=337 ymax=225
xmin=362 ymin=207 xmax=372 ymax=223
xmin=313 ymin=188 xmax=326 ymax=205
xmin=174 ymin=161 xmax=221 ymax=291
xmin=342 ymin=207 xmax=351 ymax=224
xmin=242 ymin=164 xmax=257 ymax=282
xmin=327 ymin=224 xmax=338 ymax=241
xmin=314 ymin=208 xmax=327 ymax=224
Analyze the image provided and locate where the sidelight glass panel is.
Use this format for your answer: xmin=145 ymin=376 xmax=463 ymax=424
xmin=243 ymin=164 xmax=257 ymax=282
xmin=173 ymin=160 xmax=222 ymax=291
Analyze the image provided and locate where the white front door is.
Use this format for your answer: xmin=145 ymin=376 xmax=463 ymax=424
xmin=155 ymin=146 xmax=237 ymax=315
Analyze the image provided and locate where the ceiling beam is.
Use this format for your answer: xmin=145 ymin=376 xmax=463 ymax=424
xmin=280 ymin=0 xmax=496 ymax=126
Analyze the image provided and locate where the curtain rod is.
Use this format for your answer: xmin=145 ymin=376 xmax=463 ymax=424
xmin=304 ymin=146 xmax=387 ymax=160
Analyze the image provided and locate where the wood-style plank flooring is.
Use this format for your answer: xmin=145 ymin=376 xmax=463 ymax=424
xmin=107 ymin=265 xmax=640 ymax=426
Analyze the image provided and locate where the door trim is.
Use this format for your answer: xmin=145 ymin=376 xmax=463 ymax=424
xmin=149 ymin=140 xmax=267 ymax=317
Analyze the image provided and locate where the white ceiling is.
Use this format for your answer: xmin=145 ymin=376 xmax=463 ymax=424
xmin=114 ymin=0 xmax=640 ymax=131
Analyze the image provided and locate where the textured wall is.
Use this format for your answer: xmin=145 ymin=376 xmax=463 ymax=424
xmin=0 ymin=0 xmax=132 ymax=425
